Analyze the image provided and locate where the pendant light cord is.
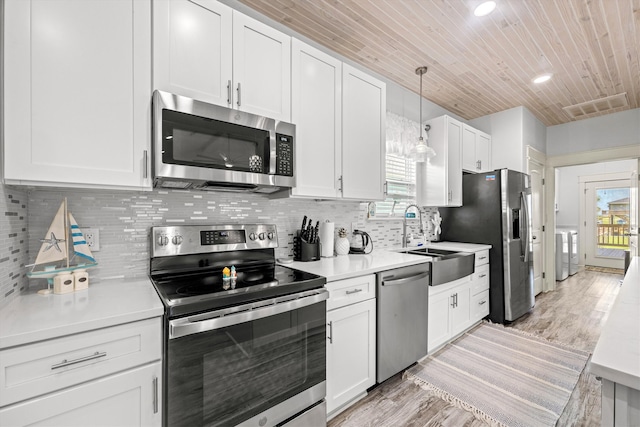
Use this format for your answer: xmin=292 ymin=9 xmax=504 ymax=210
xmin=416 ymin=66 xmax=428 ymax=141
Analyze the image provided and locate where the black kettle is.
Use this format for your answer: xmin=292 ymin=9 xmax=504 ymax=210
xmin=350 ymin=230 xmax=373 ymax=254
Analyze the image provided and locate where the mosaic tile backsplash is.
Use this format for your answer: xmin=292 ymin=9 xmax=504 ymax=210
xmin=18 ymin=187 xmax=437 ymax=294
xmin=0 ymin=185 xmax=29 ymax=307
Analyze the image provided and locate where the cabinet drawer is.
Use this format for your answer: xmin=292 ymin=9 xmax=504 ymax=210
xmin=0 ymin=317 xmax=162 ymax=406
xmin=326 ymin=275 xmax=375 ymax=311
xmin=471 ymin=290 xmax=490 ymax=320
xmin=474 ymin=250 xmax=489 ymax=267
xmin=471 ymin=264 xmax=490 ymax=295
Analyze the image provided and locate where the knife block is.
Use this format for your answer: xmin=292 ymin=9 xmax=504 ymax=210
xmin=293 ymin=232 xmax=320 ymax=262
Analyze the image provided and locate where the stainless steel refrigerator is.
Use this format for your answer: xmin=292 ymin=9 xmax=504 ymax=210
xmin=439 ymin=169 xmax=534 ymax=323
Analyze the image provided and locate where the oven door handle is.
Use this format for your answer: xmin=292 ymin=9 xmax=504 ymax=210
xmin=169 ymin=289 xmax=329 ymax=339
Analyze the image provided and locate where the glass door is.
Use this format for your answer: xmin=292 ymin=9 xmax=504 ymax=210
xmin=585 ymin=179 xmax=630 ymax=269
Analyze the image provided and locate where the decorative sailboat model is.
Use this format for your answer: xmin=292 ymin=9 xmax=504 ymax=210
xmin=28 ymin=198 xmax=98 ymax=295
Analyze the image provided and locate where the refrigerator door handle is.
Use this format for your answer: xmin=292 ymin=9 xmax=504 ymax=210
xmin=521 ymin=191 xmax=530 ymax=263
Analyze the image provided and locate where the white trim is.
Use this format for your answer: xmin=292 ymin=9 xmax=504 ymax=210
xmin=579 ymin=171 xmax=632 ymax=183
xmin=579 ymin=178 xmax=630 ymax=269
xmin=547 ymin=144 xmax=640 ymax=168
xmin=545 ymin=145 xmax=639 ymax=293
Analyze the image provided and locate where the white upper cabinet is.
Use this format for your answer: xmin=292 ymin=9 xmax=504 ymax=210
xmin=153 ymin=0 xmax=233 ymax=108
xmin=288 ymin=42 xmax=385 ymax=201
xmin=153 ymin=0 xmax=291 ymax=122
xmin=417 ymin=115 xmax=462 ymax=207
xmin=462 ymin=124 xmax=492 ymax=173
xmin=291 ymin=39 xmax=342 ymax=199
xmin=232 ymin=12 xmax=291 ymax=121
xmin=3 ymin=0 xmax=152 ymax=190
xmin=342 ymin=64 xmax=386 ymax=201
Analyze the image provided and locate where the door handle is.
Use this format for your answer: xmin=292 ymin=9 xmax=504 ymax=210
xmin=381 ymin=271 xmax=430 ymax=286
xmin=237 ymin=82 xmax=242 ymax=107
xmin=143 ymin=150 xmax=148 ymax=179
xmin=51 ymin=351 xmax=107 ymax=370
xmin=327 ymin=321 xmax=333 ymax=344
xmin=227 ymin=80 xmax=232 ymax=105
xmin=345 ymin=288 xmax=363 ymax=295
xmin=153 ymin=377 xmax=159 ymax=414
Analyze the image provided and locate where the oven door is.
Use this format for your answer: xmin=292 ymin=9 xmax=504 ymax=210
xmin=166 ymin=289 xmax=328 ymax=427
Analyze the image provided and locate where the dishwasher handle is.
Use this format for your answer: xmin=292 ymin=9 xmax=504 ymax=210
xmin=381 ymin=271 xmax=430 ymax=286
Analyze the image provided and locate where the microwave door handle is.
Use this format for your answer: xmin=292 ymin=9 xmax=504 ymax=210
xmin=269 ymin=129 xmax=277 ymax=174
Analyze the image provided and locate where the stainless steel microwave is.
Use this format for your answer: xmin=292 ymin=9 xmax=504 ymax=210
xmin=152 ymin=90 xmax=295 ymax=193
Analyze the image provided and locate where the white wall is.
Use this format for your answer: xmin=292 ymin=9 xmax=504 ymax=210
xmin=547 ymin=108 xmax=640 ymax=156
xmin=555 ymin=159 xmax=637 ymax=228
xmin=470 ymin=106 xmax=547 ymax=173
xmin=523 ymin=107 xmax=547 ymax=155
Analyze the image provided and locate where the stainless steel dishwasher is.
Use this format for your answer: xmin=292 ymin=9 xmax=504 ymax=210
xmin=376 ymin=262 xmax=430 ymax=383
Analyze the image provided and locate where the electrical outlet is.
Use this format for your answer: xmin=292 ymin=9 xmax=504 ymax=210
xmin=83 ymin=228 xmax=100 ymax=251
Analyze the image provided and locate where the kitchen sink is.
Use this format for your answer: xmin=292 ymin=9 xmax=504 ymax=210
xmin=402 ymin=248 xmax=475 ymax=285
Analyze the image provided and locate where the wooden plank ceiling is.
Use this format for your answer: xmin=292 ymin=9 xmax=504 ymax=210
xmin=237 ymin=0 xmax=639 ymax=126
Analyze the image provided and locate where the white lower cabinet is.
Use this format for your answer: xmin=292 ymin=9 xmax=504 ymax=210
xmin=428 ymin=276 xmax=472 ymax=353
xmin=0 ymin=317 xmax=162 ymax=426
xmin=601 ymin=378 xmax=640 ymax=426
xmin=428 ymin=250 xmax=491 ymax=353
xmin=0 ymin=362 xmax=161 ymax=426
xmin=326 ymin=275 xmax=376 ymax=417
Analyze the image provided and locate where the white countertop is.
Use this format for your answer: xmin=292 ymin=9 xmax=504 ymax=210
xmin=590 ymin=256 xmax=640 ymax=390
xmin=286 ymin=250 xmax=430 ymax=282
xmin=285 ymin=241 xmax=491 ymax=282
xmin=0 ymin=277 xmax=164 ymax=350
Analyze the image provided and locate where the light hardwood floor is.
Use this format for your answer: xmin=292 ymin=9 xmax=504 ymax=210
xmin=328 ymin=269 xmax=623 ymax=427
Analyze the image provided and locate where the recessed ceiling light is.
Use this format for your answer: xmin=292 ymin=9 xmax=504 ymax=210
xmin=474 ymin=1 xmax=496 ymax=17
xmin=532 ymin=73 xmax=553 ymax=84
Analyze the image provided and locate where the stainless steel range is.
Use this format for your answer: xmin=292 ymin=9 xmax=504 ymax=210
xmin=150 ymin=224 xmax=328 ymax=427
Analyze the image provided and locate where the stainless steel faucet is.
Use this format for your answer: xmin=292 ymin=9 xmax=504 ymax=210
xmin=402 ymin=204 xmax=424 ymax=248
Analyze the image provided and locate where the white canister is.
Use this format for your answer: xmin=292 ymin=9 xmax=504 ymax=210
xmin=335 ymin=227 xmax=350 ymax=256
xmin=319 ymin=221 xmax=335 ymax=257
xmin=53 ymin=273 xmax=75 ymax=294
xmin=73 ymin=269 xmax=89 ymax=291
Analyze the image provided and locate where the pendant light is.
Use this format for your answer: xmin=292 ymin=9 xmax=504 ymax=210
xmin=412 ymin=66 xmax=436 ymax=162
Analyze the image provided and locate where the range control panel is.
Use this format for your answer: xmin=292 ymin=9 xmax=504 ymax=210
xmin=151 ymin=224 xmax=278 ymax=258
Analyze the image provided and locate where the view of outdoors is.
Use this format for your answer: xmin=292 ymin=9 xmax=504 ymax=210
xmin=596 ymin=187 xmax=630 ymax=258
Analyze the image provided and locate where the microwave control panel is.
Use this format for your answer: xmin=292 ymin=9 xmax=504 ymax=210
xmin=275 ymin=134 xmax=293 ymax=176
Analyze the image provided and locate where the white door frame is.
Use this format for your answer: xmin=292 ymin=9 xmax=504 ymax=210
xmin=579 ymin=173 xmax=630 ymax=269
xmin=544 ymin=144 xmax=640 ymax=292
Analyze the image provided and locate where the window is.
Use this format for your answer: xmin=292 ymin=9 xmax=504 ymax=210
xmin=376 ymin=154 xmax=415 ymax=216
xmin=375 ymin=112 xmax=419 ymax=217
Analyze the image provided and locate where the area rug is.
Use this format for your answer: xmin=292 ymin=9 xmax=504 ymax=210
xmin=404 ymin=322 xmax=590 ymax=427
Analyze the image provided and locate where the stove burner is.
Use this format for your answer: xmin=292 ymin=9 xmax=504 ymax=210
xmin=242 ymin=272 xmax=265 ymax=282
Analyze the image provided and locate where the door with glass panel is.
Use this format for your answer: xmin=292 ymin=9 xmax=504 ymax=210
xmin=585 ymin=179 xmax=631 ymax=269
